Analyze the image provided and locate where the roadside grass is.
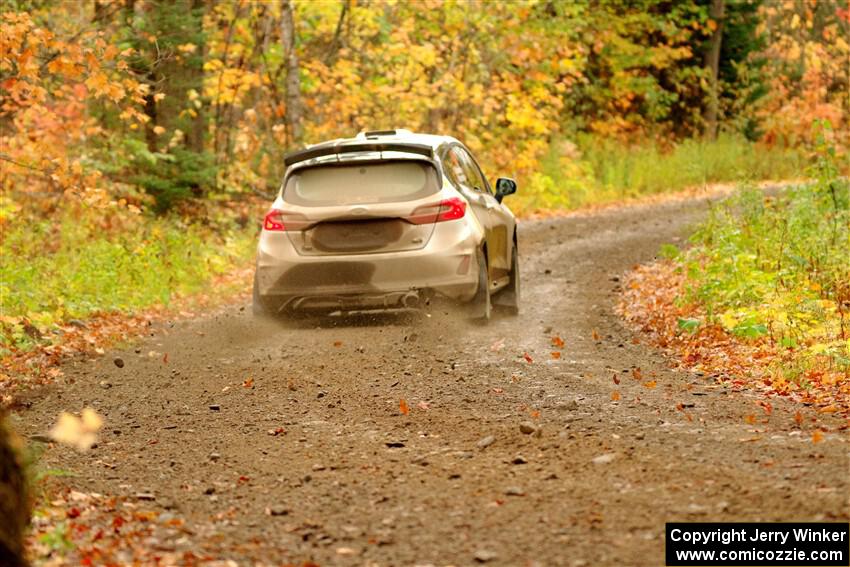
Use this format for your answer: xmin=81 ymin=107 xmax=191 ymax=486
xmin=512 ymin=133 xmax=808 ymax=214
xmin=0 ymin=206 xmax=256 ymax=355
xmin=620 ymin=123 xmax=850 ymax=412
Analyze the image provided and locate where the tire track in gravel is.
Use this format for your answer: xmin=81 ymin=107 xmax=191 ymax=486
xmin=18 ymin=195 xmax=848 ymax=566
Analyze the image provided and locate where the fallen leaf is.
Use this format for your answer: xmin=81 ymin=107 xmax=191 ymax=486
xmin=162 ymin=352 xmax=169 ymax=364
xmin=611 ymin=390 xmax=620 ymax=401
xmin=744 ymin=414 xmax=756 ymax=425
xmin=612 ymin=373 xmax=620 ymax=385
xmin=333 ymin=340 xmax=342 ymax=347
xmin=551 ymin=336 xmax=564 ymax=348
xmin=632 ymin=368 xmax=642 ymax=380
xmin=242 ymin=377 xmax=254 ymax=388
xmin=812 ymin=430 xmax=824 ymax=443
xmin=820 ymin=405 xmax=838 ymax=413
xmin=49 ymin=408 xmax=104 ymax=451
xmin=592 ymin=329 xmax=600 ymax=341
xmin=550 ymin=351 xmax=561 ymax=359
xmin=523 ymin=352 xmax=534 ymax=364
xmin=642 ymin=380 xmax=656 ymax=389
xmin=794 ymin=411 xmax=803 ymax=426
xmin=417 ymin=401 xmax=430 ymax=410
xmin=399 ymin=399 xmax=409 ymax=415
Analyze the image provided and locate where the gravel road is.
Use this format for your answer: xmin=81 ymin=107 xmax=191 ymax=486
xmin=19 ymin=196 xmax=849 ymax=566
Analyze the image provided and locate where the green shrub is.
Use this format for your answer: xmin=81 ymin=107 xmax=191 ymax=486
xmin=682 ymin=122 xmax=850 ymax=379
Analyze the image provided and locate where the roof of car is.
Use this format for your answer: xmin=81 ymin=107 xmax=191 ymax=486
xmin=283 ymin=129 xmax=460 ymax=167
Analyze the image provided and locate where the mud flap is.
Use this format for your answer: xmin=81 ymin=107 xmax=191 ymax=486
xmin=252 ymin=274 xmax=283 ymax=317
xmin=493 ymin=242 xmax=520 ymax=315
xmin=469 ymin=250 xmax=491 ymax=322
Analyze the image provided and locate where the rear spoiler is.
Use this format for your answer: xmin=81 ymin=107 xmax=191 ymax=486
xmin=284 ymin=142 xmax=434 ymax=167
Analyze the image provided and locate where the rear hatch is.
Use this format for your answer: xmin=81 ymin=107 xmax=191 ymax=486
xmin=281 ymin=160 xmax=442 ymax=256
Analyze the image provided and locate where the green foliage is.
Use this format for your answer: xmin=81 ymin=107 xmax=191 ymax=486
xmin=130 ymin=147 xmax=217 ymax=213
xmin=677 ymin=317 xmax=701 ymax=333
xmin=511 ymin=134 xmax=806 ymax=214
xmin=683 ymin=122 xmax=850 ymax=378
xmin=0 ymin=208 xmax=256 ymax=352
xmin=37 ymin=522 xmax=74 ymax=555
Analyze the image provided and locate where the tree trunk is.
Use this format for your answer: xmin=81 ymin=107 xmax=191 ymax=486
xmin=280 ymin=0 xmax=303 ymax=145
xmin=703 ymin=0 xmax=725 ymax=140
xmin=187 ymin=0 xmax=206 ymax=154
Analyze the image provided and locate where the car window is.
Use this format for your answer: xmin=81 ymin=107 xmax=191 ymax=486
xmin=284 ymin=161 xmax=439 ymax=206
xmin=443 ymin=148 xmax=470 ymax=188
xmin=455 ymin=147 xmax=489 ymax=194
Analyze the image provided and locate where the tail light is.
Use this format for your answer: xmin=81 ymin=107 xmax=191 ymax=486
xmin=406 ymin=197 xmax=467 ymax=225
xmin=263 ymin=209 xmax=286 ymax=231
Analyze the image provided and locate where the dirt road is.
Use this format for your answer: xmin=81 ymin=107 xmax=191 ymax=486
xmin=18 ymin=196 xmax=849 ymax=566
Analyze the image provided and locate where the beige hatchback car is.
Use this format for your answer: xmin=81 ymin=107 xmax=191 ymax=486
xmin=253 ymin=129 xmax=519 ymax=322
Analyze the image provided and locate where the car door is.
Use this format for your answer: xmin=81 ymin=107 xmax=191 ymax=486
xmin=442 ymin=147 xmax=496 ymax=266
xmin=455 ymin=146 xmax=513 ymax=279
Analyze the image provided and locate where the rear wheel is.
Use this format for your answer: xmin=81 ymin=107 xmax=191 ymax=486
xmin=495 ymin=241 xmax=520 ymax=315
xmin=252 ymin=275 xmax=282 ymax=317
xmin=469 ymin=250 xmax=491 ymax=323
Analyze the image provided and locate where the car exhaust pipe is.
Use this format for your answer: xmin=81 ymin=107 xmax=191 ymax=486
xmin=401 ymin=291 xmax=420 ymax=309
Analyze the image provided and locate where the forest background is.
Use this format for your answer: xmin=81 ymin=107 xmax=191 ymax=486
xmin=1 ymin=0 xmax=849 ymax=357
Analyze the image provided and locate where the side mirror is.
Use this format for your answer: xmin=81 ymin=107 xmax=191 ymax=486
xmin=494 ymin=177 xmax=517 ymax=203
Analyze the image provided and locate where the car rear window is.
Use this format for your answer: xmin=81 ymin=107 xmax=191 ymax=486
xmin=283 ymin=160 xmax=439 ymax=206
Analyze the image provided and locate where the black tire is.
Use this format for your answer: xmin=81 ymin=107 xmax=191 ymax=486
xmin=495 ymin=241 xmax=520 ymax=315
xmin=252 ymin=274 xmax=281 ymax=317
xmin=469 ymin=249 xmax=491 ymax=323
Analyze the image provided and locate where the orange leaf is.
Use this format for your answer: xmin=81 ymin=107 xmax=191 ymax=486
xmin=612 ymin=373 xmax=620 ymax=385
xmin=632 ymin=368 xmax=642 ymax=380
xmin=794 ymin=411 xmax=803 ymax=426
xmin=523 ymin=352 xmax=534 ymax=364
xmin=642 ymin=380 xmax=656 ymax=389
xmin=820 ymin=405 xmax=838 ymax=413
xmin=744 ymin=414 xmax=756 ymax=425
xmin=242 ymin=377 xmax=254 ymax=388
xmin=399 ymin=399 xmax=409 ymax=415
xmin=611 ymin=390 xmax=620 ymax=401
xmin=592 ymin=329 xmax=600 ymax=341
xmin=676 ymin=403 xmax=684 ymax=412
xmin=812 ymin=430 xmax=824 ymax=443
xmin=551 ymin=336 xmax=564 ymax=348
xmin=550 ymin=351 xmax=561 ymax=359
xmin=333 ymin=340 xmax=342 ymax=347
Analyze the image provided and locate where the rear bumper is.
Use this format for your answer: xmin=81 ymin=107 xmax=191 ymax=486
xmin=255 ymin=220 xmax=481 ymax=309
